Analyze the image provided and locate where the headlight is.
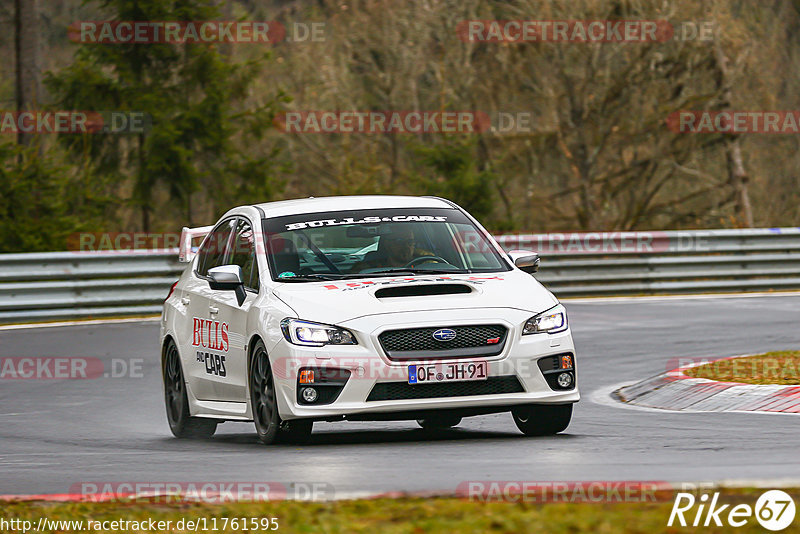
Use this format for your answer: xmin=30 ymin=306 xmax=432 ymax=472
xmin=522 ymin=304 xmax=568 ymax=335
xmin=281 ymin=318 xmax=357 ymax=347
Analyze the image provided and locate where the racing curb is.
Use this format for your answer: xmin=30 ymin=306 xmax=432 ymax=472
xmin=616 ymin=355 xmax=800 ymax=414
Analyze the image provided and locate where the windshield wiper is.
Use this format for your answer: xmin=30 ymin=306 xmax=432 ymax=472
xmin=278 ymin=269 xmax=467 ymax=282
xmin=364 ymin=267 xmax=465 ymax=276
xmin=277 ymin=274 xmax=344 ymax=282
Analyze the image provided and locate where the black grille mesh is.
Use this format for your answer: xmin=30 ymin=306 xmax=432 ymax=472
xmin=538 ymin=355 xmax=562 ymax=372
xmin=379 ymin=325 xmax=507 ymax=353
xmin=366 ymin=376 xmax=524 ymax=402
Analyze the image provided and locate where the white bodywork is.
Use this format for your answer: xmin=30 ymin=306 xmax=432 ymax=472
xmin=160 ymin=196 xmax=579 ymax=422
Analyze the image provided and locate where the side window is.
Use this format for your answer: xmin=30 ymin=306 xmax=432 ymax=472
xmin=196 ymin=219 xmax=235 ymax=276
xmin=230 ymin=219 xmax=259 ymax=291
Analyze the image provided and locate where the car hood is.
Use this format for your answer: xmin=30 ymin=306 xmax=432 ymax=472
xmin=271 ymin=271 xmax=558 ymax=325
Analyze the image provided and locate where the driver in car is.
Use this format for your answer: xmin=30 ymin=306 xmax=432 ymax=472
xmin=351 ymin=225 xmax=435 ymax=272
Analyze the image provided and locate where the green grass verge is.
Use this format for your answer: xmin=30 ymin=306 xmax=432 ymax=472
xmin=3 ymin=490 xmax=800 ymax=533
xmin=683 ymin=351 xmax=800 ymax=385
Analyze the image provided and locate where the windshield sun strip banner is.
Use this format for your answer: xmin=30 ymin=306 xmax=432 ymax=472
xmin=262 ymin=208 xmax=468 ymax=233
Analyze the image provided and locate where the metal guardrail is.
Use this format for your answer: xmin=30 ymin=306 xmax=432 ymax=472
xmin=494 ymin=227 xmax=800 ymax=296
xmin=0 ymin=251 xmax=183 ymax=323
xmin=1 ymin=228 xmax=799 ymax=323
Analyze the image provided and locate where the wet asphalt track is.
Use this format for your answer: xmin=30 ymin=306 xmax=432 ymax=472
xmin=2 ymin=294 xmax=799 ymax=497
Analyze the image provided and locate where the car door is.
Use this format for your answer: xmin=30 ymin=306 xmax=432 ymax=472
xmin=181 ymin=218 xmax=236 ymax=401
xmin=204 ymin=217 xmax=260 ymax=401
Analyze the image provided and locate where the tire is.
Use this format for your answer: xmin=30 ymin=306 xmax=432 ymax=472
xmin=416 ymin=415 xmax=462 ymax=429
xmin=511 ymin=404 xmax=572 ymax=436
xmin=249 ymin=340 xmax=282 ymax=445
xmin=278 ymin=419 xmax=314 ymax=444
xmin=163 ymin=339 xmax=218 ymax=439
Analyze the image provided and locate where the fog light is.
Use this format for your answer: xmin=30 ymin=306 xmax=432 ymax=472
xmin=557 ymin=372 xmax=573 ymax=388
xmin=301 ymin=387 xmax=318 ymax=403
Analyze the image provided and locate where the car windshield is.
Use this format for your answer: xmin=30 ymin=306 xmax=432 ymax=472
xmin=261 ymin=208 xmax=511 ymax=281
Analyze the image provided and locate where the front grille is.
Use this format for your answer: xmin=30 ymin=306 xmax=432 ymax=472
xmin=366 ymin=376 xmax=524 ymax=402
xmin=378 ymin=325 xmax=508 ymax=360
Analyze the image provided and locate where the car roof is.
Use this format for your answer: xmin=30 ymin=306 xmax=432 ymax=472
xmin=251 ymin=195 xmax=455 ymax=219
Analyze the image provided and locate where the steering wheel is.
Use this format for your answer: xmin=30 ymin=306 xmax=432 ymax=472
xmin=405 ymin=255 xmax=450 ymax=268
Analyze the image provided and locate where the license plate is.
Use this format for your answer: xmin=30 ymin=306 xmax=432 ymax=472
xmin=408 ymin=361 xmax=488 ymax=384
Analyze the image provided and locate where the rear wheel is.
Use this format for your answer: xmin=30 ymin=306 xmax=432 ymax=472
xmin=512 ymin=404 xmax=572 ymax=436
xmin=163 ymin=339 xmax=218 ymax=439
xmin=416 ymin=415 xmax=462 ymax=429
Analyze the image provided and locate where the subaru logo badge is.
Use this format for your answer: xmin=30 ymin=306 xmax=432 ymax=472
xmin=432 ymin=328 xmax=457 ymax=342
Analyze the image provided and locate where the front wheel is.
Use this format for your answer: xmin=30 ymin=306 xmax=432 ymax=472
xmin=250 ymin=340 xmax=281 ymax=444
xmin=250 ymin=342 xmax=314 ymax=445
xmin=512 ymin=404 xmax=572 ymax=436
xmin=163 ymin=339 xmax=218 ymax=439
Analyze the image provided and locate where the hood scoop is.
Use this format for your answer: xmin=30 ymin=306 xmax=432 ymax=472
xmin=374 ymin=284 xmax=473 ymax=298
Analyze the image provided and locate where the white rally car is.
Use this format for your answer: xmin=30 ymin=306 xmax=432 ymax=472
xmin=160 ymin=195 xmax=578 ymax=444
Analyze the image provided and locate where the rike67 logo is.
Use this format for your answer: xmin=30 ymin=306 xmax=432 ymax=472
xmin=669 ymin=490 xmax=796 ymax=530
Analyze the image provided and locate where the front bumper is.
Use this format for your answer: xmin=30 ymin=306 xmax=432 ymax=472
xmin=268 ymin=308 xmax=580 ymax=420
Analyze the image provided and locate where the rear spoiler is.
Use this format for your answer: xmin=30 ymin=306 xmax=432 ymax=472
xmin=178 ymin=225 xmax=214 ymax=263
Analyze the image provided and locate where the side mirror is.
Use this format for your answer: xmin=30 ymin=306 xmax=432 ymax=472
xmin=508 ymin=250 xmax=540 ymax=274
xmin=208 ymin=265 xmax=247 ymax=306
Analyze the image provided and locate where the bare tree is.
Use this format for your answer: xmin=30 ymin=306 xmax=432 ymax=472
xmin=252 ymin=0 xmax=798 ymax=231
xmin=711 ymin=32 xmax=754 ymax=227
xmin=15 ymin=0 xmax=40 ymax=147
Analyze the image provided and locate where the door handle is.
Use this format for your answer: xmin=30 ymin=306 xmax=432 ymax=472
xmin=181 ymin=297 xmax=190 ymax=305
xmin=209 ymin=306 xmax=219 ymax=315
